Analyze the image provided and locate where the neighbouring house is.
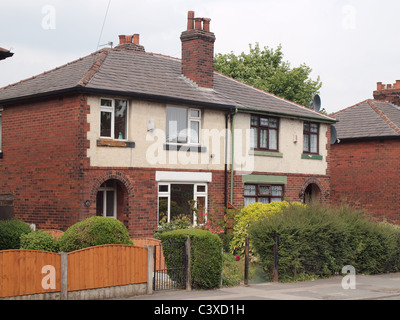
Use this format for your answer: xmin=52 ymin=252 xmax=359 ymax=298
xmin=0 ymin=47 xmax=13 ymax=61
xmin=331 ymin=82 xmax=400 ymax=223
xmin=0 ymin=11 xmax=336 ymax=236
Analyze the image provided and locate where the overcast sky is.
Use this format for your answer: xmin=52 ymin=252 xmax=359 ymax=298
xmin=1 ymin=0 xmax=399 ymax=113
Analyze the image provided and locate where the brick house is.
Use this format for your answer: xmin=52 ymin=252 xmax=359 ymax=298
xmin=331 ymin=82 xmax=400 ymax=222
xmin=0 ymin=11 xmax=336 ymax=236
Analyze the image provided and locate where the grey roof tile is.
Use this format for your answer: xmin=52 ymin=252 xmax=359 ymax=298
xmin=333 ymin=100 xmax=400 ymax=139
xmin=0 ymin=48 xmax=335 ymax=123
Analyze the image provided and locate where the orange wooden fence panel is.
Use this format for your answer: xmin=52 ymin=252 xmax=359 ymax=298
xmin=0 ymin=250 xmax=61 ymax=298
xmin=133 ymin=238 xmax=166 ymax=272
xmin=67 ymin=245 xmax=147 ymax=292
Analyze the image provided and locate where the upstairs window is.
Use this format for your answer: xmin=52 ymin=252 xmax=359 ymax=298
xmin=250 ymin=115 xmax=279 ymax=151
xmin=100 ymin=98 xmax=128 ymax=140
xmin=166 ymin=106 xmax=201 ymax=145
xmin=303 ymin=122 xmax=319 ymax=154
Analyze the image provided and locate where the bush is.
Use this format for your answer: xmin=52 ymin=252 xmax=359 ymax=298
xmin=249 ymin=203 xmax=400 ymax=282
xmin=159 ymin=228 xmax=223 ymax=289
xmin=0 ymin=219 xmax=32 ymax=250
xmin=153 ymin=215 xmax=192 ymax=239
xmin=59 ymin=216 xmax=133 ymax=252
xmin=230 ymin=201 xmax=300 ymax=256
xmin=20 ymin=230 xmax=60 ymax=252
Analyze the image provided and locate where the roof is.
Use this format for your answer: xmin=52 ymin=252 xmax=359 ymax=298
xmin=0 ymin=47 xmax=14 ymax=60
xmin=0 ymin=48 xmax=335 ymax=123
xmin=333 ymin=99 xmax=400 ymax=140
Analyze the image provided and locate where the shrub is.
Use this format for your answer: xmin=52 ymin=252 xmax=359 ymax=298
xmin=153 ymin=215 xmax=192 ymax=239
xmin=0 ymin=219 xmax=32 ymax=250
xmin=249 ymin=203 xmax=400 ymax=282
xmin=159 ymin=228 xmax=223 ymax=289
xmin=59 ymin=216 xmax=133 ymax=252
xmin=20 ymin=230 xmax=60 ymax=252
xmin=230 ymin=201 xmax=300 ymax=256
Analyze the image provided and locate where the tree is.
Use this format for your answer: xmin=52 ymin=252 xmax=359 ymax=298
xmin=214 ymin=43 xmax=322 ymax=107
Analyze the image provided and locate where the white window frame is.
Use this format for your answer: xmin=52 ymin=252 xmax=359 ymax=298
xmin=100 ymin=98 xmax=129 ymax=141
xmin=157 ymin=182 xmax=208 ymax=226
xmin=166 ymin=106 xmax=201 ymax=146
xmin=98 ymin=181 xmax=117 ymax=219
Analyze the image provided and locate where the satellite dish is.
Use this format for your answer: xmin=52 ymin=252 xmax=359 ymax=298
xmin=330 ymin=125 xmax=338 ymax=144
xmin=310 ymin=94 xmax=321 ymax=112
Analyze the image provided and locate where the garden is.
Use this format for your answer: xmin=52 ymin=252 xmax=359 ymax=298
xmin=1 ymin=200 xmax=400 ymax=290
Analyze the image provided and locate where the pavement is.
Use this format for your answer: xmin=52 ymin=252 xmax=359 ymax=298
xmin=124 ymin=272 xmax=400 ymax=300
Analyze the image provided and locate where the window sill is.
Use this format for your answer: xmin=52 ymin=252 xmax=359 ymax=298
xmin=301 ymin=153 xmax=323 ymax=160
xmin=97 ymin=139 xmax=135 ymax=148
xmin=163 ymin=144 xmax=207 ymax=153
xmin=249 ymin=150 xmax=283 ymax=158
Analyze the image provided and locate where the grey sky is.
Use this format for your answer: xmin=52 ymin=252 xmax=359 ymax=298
xmin=1 ymin=0 xmax=399 ymax=113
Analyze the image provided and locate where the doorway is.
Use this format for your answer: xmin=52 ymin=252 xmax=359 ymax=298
xmin=303 ymin=183 xmax=321 ymax=204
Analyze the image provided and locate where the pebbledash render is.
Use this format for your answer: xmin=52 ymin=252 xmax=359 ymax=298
xmin=0 ymin=11 xmax=336 ymax=237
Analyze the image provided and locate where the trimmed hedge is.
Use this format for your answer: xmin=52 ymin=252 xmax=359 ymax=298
xmin=20 ymin=230 xmax=60 ymax=253
xmin=249 ymin=203 xmax=400 ymax=282
xmin=0 ymin=219 xmax=32 ymax=250
xmin=59 ymin=216 xmax=133 ymax=252
xmin=159 ymin=228 xmax=223 ymax=289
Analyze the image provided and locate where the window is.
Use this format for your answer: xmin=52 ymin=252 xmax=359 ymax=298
xmin=244 ymin=184 xmax=283 ymax=206
xmin=303 ymin=122 xmax=319 ymax=154
xmin=166 ymin=106 xmax=201 ymax=145
xmin=100 ymin=98 xmax=128 ymax=140
xmin=250 ymin=115 xmax=279 ymax=151
xmin=158 ymin=183 xmax=207 ymax=225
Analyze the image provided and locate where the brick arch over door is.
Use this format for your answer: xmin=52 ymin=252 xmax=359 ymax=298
xmin=299 ymin=177 xmax=325 ymax=203
xmin=89 ymin=171 xmax=134 ymax=229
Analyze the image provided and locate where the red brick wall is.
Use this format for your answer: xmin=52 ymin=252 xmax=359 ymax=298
xmin=0 ymin=94 xmax=89 ymax=230
xmin=331 ymin=139 xmax=400 ymax=222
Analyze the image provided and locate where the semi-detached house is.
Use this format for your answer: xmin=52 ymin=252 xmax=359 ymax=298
xmin=0 ymin=11 xmax=336 ymax=236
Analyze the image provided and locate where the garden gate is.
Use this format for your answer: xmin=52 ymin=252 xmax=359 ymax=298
xmin=153 ymin=241 xmax=188 ymax=291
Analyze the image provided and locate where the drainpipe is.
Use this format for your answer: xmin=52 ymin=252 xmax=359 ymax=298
xmin=229 ymin=108 xmax=238 ymax=205
xmin=224 ymin=108 xmax=237 ymax=209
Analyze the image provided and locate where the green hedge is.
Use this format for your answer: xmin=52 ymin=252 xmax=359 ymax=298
xmin=249 ymin=203 xmax=400 ymax=282
xmin=0 ymin=219 xmax=32 ymax=250
xmin=20 ymin=230 xmax=60 ymax=252
xmin=59 ymin=216 xmax=133 ymax=252
xmin=159 ymin=228 xmax=223 ymax=289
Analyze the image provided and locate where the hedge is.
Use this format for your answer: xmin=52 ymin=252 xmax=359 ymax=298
xmin=20 ymin=230 xmax=60 ymax=253
xmin=249 ymin=203 xmax=400 ymax=282
xmin=158 ymin=228 xmax=223 ymax=289
xmin=0 ymin=219 xmax=32 ymax=250
xmin=58 ymin=216 xmax=133 ymax=252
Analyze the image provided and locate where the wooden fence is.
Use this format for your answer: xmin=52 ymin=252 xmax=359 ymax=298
xmin=0 ymin=250 xmax=61 ymax=298
xmin=0 ymin=245 xmax=150 ymax=299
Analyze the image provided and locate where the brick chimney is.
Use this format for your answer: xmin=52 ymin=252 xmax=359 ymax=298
xmin=373 ymin=80 xmax=400 ymax=106
xmin=116 ymin=34 xmax=145 ymax=52
xmin=181 ymin=11 xmax=216 ymax=89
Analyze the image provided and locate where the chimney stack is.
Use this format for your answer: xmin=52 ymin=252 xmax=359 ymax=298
xmin=116 ymin=34 xmax=145 ymax=52
xmin=181 ymin=11 xmax=216 ymax=89
xmin=373 ymin=80 xmax=400 ymax=106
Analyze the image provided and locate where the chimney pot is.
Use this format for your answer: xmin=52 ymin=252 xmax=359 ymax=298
xmin=377 ymin=82 xmax=383 ymax=90
xmin=133 ymin=34 xmax=140 ymax=45
xmin=195 ymin=18 xmax=202 ymax=30
xmin=119 ymin=35 xmax=126 ymax=44
xmin=203 ymin=18 xmax=211 ymax=32
xmin=187 ymin=11 xmax=195 ymax=30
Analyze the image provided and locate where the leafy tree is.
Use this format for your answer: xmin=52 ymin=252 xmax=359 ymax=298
xmin=214 ymin=43 xmax=322 ymax=107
